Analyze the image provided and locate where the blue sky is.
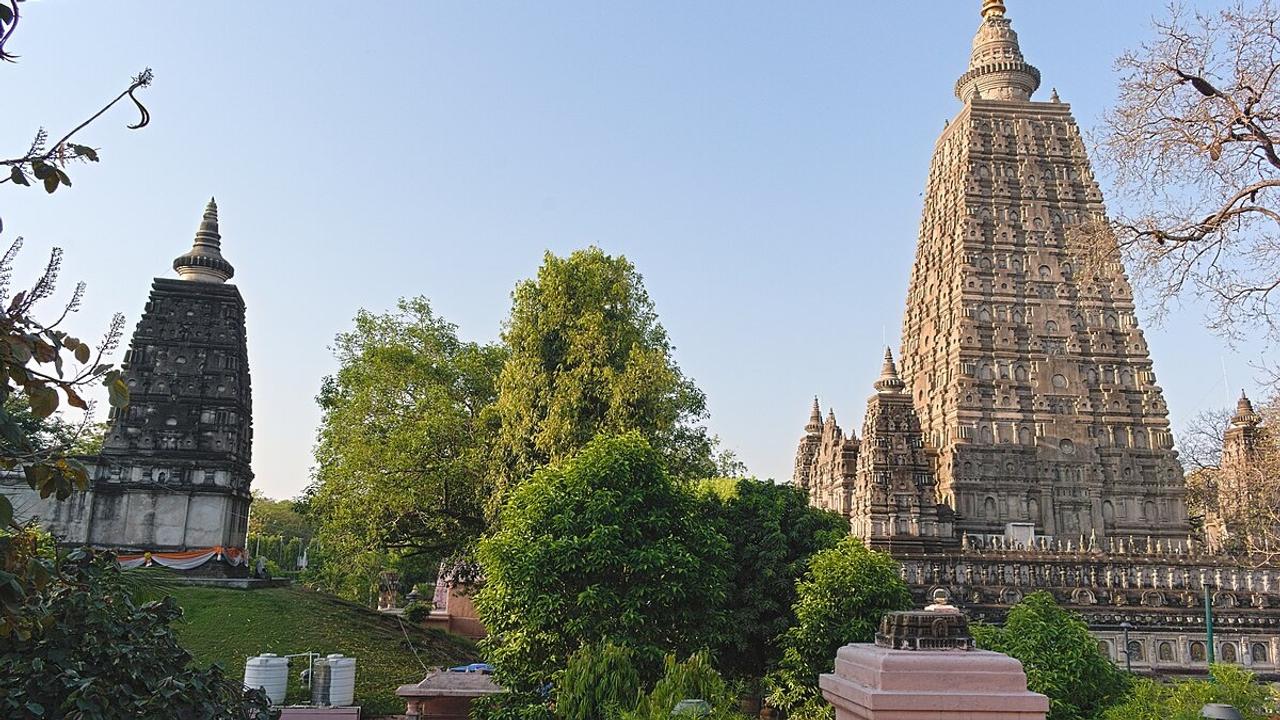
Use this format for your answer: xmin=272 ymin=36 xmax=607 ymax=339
xmin=1 ymin=1 xmax=1261 ymax=499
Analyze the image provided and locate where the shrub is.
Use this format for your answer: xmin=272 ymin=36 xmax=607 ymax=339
xmin=556 ymin=641 xmax=643 ymax=720
xmin=620 ymin=653 xmax=746 ymax=720
xmin=1102 ymin=663 xmax=1276 ymax=720
xmin=470 ymin=692 xmax=553 ymax=720
xmin=972 ymin=591 xmax=1130 ymax=720
xmin=765 ymin=536 xmax=910 ymax=718
xmin=403 ymin=601 xmax=431 ymax=624
xmin=0 ymin=542 xmax=274 ymax=719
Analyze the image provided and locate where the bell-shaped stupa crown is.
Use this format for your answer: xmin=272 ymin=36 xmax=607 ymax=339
xmin=874 ymin=347 xmax=907 ymax=395
xmin=955 ymin=0 xmax=1041 ymax=103
xmin=173 ymin=197 xmax=235 ymax=283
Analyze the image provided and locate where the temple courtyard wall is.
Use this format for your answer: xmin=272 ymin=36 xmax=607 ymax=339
xmin=896 ymin=543 xmax=1280 ymax=677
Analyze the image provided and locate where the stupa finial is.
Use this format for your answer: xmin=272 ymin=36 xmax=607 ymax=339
xmin=874 ymin=347 xmax=907 ymax=394
xmin=981 ymin=0 xmax=1006 ymax=19
xmin=1232 ymin=389 xmax=1261 ymax=427
xmin=806 ymin=397 xmax=823 ymax=434
xmin=174 ymin=196 xmax=235 ymax=283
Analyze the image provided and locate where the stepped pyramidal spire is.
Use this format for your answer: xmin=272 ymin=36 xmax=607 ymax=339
xmin=956 ymin=0 xmax=1041 ymax=102
xmin=174 ymin=197 xmax=235 ymax=283
xmin=893 ymin=0 xmax=1189 ymax=543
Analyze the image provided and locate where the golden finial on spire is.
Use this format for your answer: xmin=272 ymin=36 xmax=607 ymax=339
xmin=981 ymin=0 xmax=1007 ymax=19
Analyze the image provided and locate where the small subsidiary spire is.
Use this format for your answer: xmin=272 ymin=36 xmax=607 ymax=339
xmin=874 ymin=347 xmax=907 ymax=394
xmin=806 ymin=397 xmax=823 ymax=434
xmin=956 ymin=0 xmax=1041 ymax=103
xmin=174 ymin=197 xmax=235 ymax=283
xmin=1232 ymin=389 xmax=1260 ymax=427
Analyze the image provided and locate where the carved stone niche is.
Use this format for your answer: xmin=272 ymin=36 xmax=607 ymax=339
xmin=1071 ymin=588 xmax=1096 ymax=606
xmin=875 ymin=610 xmax=977 ymax=652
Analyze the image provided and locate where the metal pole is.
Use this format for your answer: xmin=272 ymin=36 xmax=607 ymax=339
xmin=1120 ymin=622 xmax=1133 ymax=673
xmin=1204 ymin=584 xmax=1216 ymax=666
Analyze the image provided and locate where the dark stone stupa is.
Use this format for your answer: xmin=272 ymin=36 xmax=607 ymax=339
xmin=23 ymin=199 xmax=255 ymax=566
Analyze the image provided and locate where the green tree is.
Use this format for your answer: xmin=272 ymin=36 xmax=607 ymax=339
xmin=247 ymin=492 xmax=314 ymax=541
xmin=766 ymin=536 xmax=911 ymax=720
xmin=0 ymin=539 xmax=274 ymax=719
xmin=1103 ymin=664 xmax=1274 ymax=720
xmin=475 ymin=433 xmax=729 ymax=694
xmin=493 ymin=248 xmax=721 ymax=499
xmin=972 ymin=592 xmax=1130 ymax=720
xmin=309 ymin=297 xmax=505 ymax=579
xmin=696 ymin=478 xmax=846 ymax=685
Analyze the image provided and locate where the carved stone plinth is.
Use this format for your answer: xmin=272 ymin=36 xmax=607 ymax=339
xmin=819 ymin=644 xmax=1048 ymax=720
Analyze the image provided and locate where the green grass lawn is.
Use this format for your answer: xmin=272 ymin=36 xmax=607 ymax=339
xmin=167 ymin=584 xmax=479 ymax=716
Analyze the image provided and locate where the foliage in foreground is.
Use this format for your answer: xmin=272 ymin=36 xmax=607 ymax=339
xmin=1103 ymin=664 xmax=1275 ymax=720
xmin=0 ymin=534 xmax=274 ymax=719
xmin=476 ymin=646 xmax=747 ymax=720
xmin=475 ymin=433 xmax=729 ymax=694
xmin=619 ymin=653 xmax=745 ymax=720
xmin=765 ymin=535 xmax=911 ymax=720
xmin=556 ymin=641 xmax=644 ymax=720
xmin=696 ymin=477 xmax=846 ymax=683
xmin=972 ymin=591 xmax=1130 ymax=720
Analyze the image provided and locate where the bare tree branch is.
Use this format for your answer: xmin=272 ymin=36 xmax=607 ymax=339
xmin=1097 ymin=1 xmax=1280 ymax=366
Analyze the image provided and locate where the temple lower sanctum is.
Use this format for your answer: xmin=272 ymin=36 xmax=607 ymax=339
xmin=794 ymin=0 xmax=1280 ymax=677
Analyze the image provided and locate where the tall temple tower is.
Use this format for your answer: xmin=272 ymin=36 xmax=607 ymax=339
xmin=92 ymin=198 xmax=253 ymax=552
xmin=897 ymin=0 xmax=1188 ymax=544
xmin=785 ymin=1 xmax=1280 ymax=676
xmin=28 ymin=199 xmax=255 ymax=562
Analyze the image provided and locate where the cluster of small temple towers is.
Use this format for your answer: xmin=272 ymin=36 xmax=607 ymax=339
xmin=793 ymin=0 xmax=1190 ymax=551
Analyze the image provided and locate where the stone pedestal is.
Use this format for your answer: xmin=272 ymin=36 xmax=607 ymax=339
xmin=820 ymin=644 xmax=1048 ymax=720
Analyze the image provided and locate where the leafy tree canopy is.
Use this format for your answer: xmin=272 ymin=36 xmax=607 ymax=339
xmin=0 ymin=532 xmax=273 ymax=719
xmin=695 ymin=478 xmax=846 ymax=683
xmin=493 ymin=248 xmax=722 ymax=499
xmin=475 ymin=433 xmax=729 ymax=693
xmin=247 ymin=491 xmax=314 ymax=541
xmin=766 ymin=536 xmax=911 ymax=720
xmin=309 ymin=297 xmax=505 ymax=571
xmin=972 ymin=591 xmax=1130 ymax=720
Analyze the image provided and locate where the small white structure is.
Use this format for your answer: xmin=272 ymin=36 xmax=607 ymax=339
xmin=244 ymin=653 xmax=289 ymax=705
